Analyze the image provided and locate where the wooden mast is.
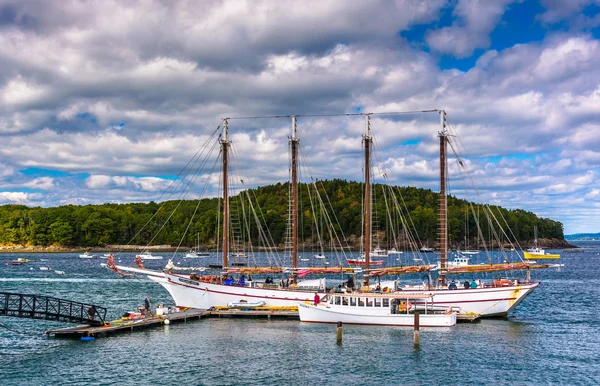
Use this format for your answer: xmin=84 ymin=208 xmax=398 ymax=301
xmin=438 ymin=110 xmax=448 ymax=286
xmin=221 ymin=120 xmax=230 ymax=269
xmin=363 ymin=114 xmax=372 ymax=286
xmin=290 ymin=115 xmax=299 ymax=283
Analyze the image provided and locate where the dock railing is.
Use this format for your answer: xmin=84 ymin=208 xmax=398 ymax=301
xmin=0 ymin=292 xmax=107 ymax=326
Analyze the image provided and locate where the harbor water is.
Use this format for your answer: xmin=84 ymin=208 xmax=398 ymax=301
xmin=1 ymin=243 xmax=599 ymax=385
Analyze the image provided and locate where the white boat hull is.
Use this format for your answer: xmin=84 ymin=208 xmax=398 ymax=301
xmin=298 ymin=302 xmax=456 ymax=327
xmin=115 ymin=266 xmax=538 ymax=317
xmin=149 ymin=271 xmax=327 ymax=309
xmin=415 ymin=283 xmax=539 ymax=317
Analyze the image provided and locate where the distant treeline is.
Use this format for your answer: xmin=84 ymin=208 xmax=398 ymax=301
xmin=564 ymin=232 xmax=600 ymax=240
xmin=0 ymin=179 xmax=564 ymax=248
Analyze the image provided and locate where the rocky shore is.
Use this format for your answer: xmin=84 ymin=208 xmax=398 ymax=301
xmin=0 ymin=237 xmax=578 ymax=253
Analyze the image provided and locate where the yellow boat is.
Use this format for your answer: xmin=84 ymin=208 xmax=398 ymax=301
xmin=523 ymin=250 xmax=561 ymax=260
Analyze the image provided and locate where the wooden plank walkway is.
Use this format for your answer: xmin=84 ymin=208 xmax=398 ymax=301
xmin=46 ymin=309 xmax=209 ymax=338
xmin=45 ymin=308 xmax=300 ymax=339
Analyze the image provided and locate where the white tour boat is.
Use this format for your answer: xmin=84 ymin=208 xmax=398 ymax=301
xmin=79 ymin=252 xmax=95 ymax=258
xmin=298 ymin=292 xmax=456 ymax=327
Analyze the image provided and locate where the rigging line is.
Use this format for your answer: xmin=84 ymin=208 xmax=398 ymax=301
xmin=154 ymin=123 xmax=223 ymax=202
xmin=223 ymin=109 xmax=441 ymax=121
xmin=0 ymin=322 xmax=38 ymax=336
xmin=144 ymin=137 xmax=222 ymax=255
xmin=229 ymin=141 xmax=282 ymax=266
xmin=247 ymin=185 xmax=283 ymax=266
xmin=298 ymin=144 xmax=352 ymax=262
xmin=169 ymin=137 xmax=223 ymax=256
xmin=450 ymin=122 xmax=525 ymax=254
xmin=172 ymin=150 xmax=222 ymax=258
xmin=245 ymin=189 xmax=282 ymax=267
xmin=392 ymin=185 xmax=429 ymax=262
xmin=446 ymin=131 xmax=523 ymax=262
xmin=117 ymin=127 xmax=222 ymax=255
xmin=312 ymin=178 xmax=352 ymax=258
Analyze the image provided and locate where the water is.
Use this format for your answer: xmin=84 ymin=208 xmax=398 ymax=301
xmin=1 ymin=244 xmax=600 ymax=385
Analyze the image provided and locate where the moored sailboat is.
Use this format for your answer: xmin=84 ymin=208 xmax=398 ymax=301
xmin=105 ymin=110 xmax=561 ymax=316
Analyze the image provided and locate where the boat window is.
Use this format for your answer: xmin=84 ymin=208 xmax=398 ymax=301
xmin=334 ymin=296 xmax=341 ymax=305
xmin=383 ymin=298 xmax=389 ymax=308
xmin=374 ymin=298 xmax=381 ymax=307
xmin=358 ymin=298 xmax=365 ymax=307
xmin=366 ymin=298 xmax=373 ymax=307
xmin=342 ymin=297 xmax=348 ymax=305
xmin=350 ymin=297 xmax=356 ymax=306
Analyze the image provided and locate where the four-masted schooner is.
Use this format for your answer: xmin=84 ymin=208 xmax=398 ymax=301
xmin=107 ymin=110 xmax=561 ymax=317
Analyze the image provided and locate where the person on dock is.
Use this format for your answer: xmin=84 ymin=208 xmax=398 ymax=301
xmin=144 ymin=296 xmax=152 ymax=316
xmin=87 ymin=305 xmax=96 ymax=320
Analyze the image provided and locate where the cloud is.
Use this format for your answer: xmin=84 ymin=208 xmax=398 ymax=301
xmin=0 ymin=0 xmax=598 ymax=234
xmin=425 ymin=0 xmax=517 ymax=58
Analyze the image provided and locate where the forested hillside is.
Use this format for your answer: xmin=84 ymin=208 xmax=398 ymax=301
xmin=0 ymin=179 xmax=564 ymax=248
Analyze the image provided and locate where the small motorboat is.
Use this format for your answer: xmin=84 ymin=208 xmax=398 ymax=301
xmin=54 ymin=270 xmax=65 ymax=275
xmin=11 ymin=257 xmax=32 ymax=265
xmin=227 ymin=300 xmax=266 ymax=309
xmin=79 ymin=252 xmax=96 ymax=258
xmin=136 ymin=252 xmax=163 ymax=260
xmin=40 ymin=267 xmax=51 ymax=271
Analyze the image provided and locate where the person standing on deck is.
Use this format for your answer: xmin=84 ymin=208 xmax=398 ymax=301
xmin=314 ymin=293 xmax=320 ymax=305
xmin=347 ymin=275 xmax=355 ymax=291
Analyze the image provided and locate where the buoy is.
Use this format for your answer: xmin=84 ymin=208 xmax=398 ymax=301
xmin=81 ymin=336 xmax=95 ymax=341
xmin=164 ymin=319 xmax=170 ymax=325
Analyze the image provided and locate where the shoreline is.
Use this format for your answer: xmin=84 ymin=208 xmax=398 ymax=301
xmin=0 ymin=239 xmax=578 ymax=253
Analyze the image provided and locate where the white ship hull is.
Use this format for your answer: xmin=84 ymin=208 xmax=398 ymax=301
xmin=298 ymin=302 xmax=456 ymax=327
xmin=416 ymin=282 xmax=539 ymax=317
xmin=150 ymin=272 xmax=327 ymax=309
xmin=116 ymin=266 xmax=538 ymax=317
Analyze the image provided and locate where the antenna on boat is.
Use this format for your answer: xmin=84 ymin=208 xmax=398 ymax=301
xmin=363 ymin=113 xmax=372 ymax=286
xmin=221 ymin=119 xmax=230 ymax=270
xmin=438 ymin=110 xmax=448 ymax=286
xmin=290 ymin=115 xmax=299 ymax=283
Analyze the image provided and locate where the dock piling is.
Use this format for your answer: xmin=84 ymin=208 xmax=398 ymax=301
xmin=413 ymin=312 xmax=420 ymax=347
xmin=336 ymin=321 xmax=343 ymax=344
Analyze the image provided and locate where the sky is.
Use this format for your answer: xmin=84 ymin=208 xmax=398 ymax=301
xmin=0 ymin=0 xmax=599 ymax=234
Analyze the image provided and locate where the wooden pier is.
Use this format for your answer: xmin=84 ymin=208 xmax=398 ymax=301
xmin=46 ymin=305 xmax=477 ymax=339
xmin=45 ymin=307 xmax=300 ymax=339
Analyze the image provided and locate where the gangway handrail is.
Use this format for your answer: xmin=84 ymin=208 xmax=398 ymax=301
xmin=0 ymin=292 xmax=107 ymax=326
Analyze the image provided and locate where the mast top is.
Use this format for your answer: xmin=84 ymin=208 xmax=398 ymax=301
xmin=223 ymin=119 xmax=229 ymax=142
xmin=364 ymin=113 xmax=372 ymax=138
xmin=291 ymin=115 xmax=298 ymax=141
xmin=438 ymin=110 xmax=448 ymax=137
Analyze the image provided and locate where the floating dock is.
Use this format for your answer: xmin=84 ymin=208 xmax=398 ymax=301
xmin=46 ymin=306 xmax=301 ymax=339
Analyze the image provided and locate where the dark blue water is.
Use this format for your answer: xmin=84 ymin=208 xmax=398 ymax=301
xmin=1 ymin=244 xmax=599 ymax=385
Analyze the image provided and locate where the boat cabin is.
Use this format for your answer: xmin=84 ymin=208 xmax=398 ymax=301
xmin=325 ymin=293 xmax=436 ymax=314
